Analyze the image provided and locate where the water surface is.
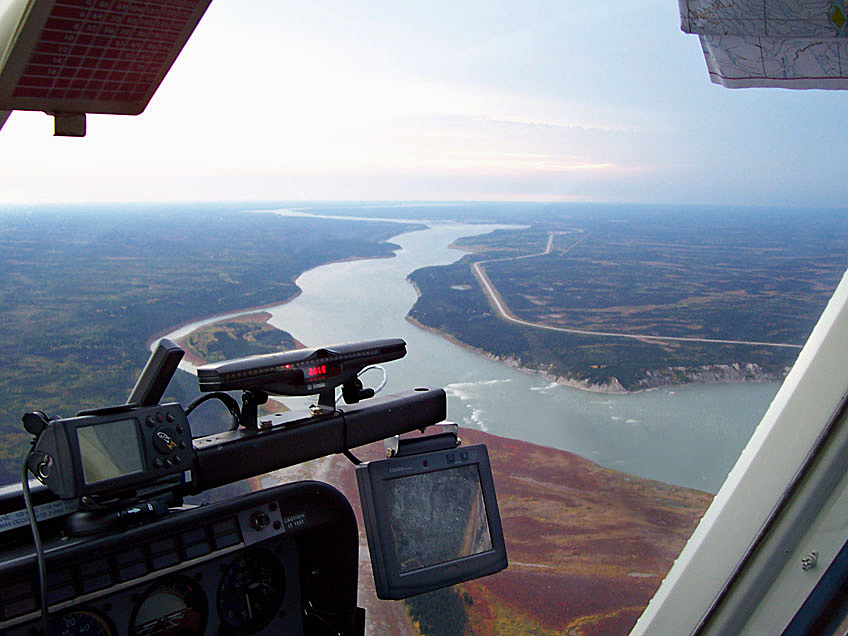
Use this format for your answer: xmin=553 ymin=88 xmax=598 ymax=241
xmin=169 ymin=220 xmax=780 ymax=492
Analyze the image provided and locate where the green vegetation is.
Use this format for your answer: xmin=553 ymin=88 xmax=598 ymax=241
xmin=4 ymin=202 xmax=846 ymax=481
xmin=406 ymin=587 xmax=470 ymax=636
xmin=0 ymin=204 xmax=420 ymax=484
xmin=182 ymin=313 xmax=297 ymax=363
xmin=410 ymin=207 xmax=848 ymax=390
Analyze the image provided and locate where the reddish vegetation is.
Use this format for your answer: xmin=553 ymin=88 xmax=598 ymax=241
xmin=319 ymin=427 xmax=712 ymax=635
xmin=466 ymin=428 xmax=710 ymax=634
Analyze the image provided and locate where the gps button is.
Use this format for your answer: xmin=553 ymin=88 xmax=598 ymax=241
xmin=153 ymin=427 xmax=179 ymax=454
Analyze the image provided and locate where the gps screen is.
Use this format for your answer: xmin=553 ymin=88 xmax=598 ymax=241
xmin=77 ymin=418 xmax=145 ymax=485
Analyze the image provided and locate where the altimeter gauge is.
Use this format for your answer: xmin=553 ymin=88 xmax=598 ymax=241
xmin=216 ymin=549 xmax=285 ymax=634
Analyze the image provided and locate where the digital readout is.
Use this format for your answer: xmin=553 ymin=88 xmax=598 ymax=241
xmin=304 ymin=363 xmax=342 ymax=380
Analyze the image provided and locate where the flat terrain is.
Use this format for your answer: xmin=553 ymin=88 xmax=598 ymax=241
xmin=409 ymin=206 xmax=848 ymax=390
xmin=0 ymin=204 xmax=420 ymax=484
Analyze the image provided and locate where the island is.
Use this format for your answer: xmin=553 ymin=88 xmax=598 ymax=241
xmin=178 ymin=311 xmax=299 ymax=365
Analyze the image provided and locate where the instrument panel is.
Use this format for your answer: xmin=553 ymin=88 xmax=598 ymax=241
xmin=0 ymin=482 xmax=362 ymax=636
xmin=6 ymin=524 xmax=301 ymax=636
xmin=15 ymin=543 xmax=300 ymax=636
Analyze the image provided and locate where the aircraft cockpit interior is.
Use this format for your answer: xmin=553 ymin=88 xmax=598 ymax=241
xmin=1 ymin=1 xmax=848 ymax=635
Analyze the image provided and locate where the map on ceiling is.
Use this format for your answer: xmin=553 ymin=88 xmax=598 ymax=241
xmin=679 ymin=0 xmax=848 ymax=88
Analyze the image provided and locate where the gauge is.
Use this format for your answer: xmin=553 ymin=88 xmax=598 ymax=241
xmin=48 ymin=608 xmax=115 ymax=636
xmin=130 ymin=576 xmax=208 ymax=636
xmin=217 ymin=549 xmax=285 ymax=634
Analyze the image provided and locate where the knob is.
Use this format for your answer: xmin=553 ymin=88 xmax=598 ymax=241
xmin=250 ymin=511 xmax=271 ymax=531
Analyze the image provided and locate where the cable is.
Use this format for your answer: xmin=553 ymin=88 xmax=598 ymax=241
xmin=22 ymin=452 xmax=49 ymax=633
xmin=185 ymin=391 xmax=241 ymax=433
xmin=339 ymin=366 xmax=387 ymax=466
xmin=335 ymin=365 xmax=388 ymax=404
xmin=304 ymin=600 xmax=344 ymax=636
xmin=342 ymin=449 xmax=362 ymax=465
xmin=359 ymin=365 xmax=388 ymax=395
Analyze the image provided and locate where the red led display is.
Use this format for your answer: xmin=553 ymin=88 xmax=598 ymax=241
xmin=307 ymin=365 xmax=327 ymax=378
xmin=304 ymin=363 xmax=342 ymax=382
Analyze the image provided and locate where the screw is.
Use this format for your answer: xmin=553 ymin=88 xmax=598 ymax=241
xmin=801 ymin=552 xmax=818 ymax=571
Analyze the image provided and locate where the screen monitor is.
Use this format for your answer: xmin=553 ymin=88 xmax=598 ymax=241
xmin=77 ymin=417 xmax=144 ymax=484
xmin=355 ymin=443 xmax=507 ymax=599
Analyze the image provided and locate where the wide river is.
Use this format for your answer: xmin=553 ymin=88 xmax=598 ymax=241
xmin=165 ymin=219 xmax=781 ymax=493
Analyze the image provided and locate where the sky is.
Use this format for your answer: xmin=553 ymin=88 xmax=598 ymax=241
xmin=1 ymin=0 xmax=846 ymax=207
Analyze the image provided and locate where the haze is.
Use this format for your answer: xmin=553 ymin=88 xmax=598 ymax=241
xmin=0 ymin=0 xmax=844 ymax=207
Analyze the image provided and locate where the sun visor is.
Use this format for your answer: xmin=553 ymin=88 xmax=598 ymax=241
xmin=0 ymin=0 xmax=212 ymax=134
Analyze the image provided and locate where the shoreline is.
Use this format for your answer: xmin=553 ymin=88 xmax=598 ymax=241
xmin=404 ymin=277 xmax=628 ymax=394
xmin=405 ymin=314 xmax=785 ymax=394
xmin=404 ymin=314 xmax=631 ymax=394
xmin=146 ymin=290 xmax=304 ymax=350
xmin=148 ymin=225 xmax=421 ymax=351
xmin=404 ymin=281 xmax=785 ymax=395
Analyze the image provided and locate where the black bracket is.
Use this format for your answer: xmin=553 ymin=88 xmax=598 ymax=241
xmin=240 ymin=389 xmax=269 ymax=430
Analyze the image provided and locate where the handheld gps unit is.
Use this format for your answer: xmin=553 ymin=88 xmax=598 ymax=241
xmin=26 ymin=402 xmax=193 ymax=500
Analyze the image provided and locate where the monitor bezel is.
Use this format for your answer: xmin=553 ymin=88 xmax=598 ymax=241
xmin=356 ymin=443 xmax=507 ymax=599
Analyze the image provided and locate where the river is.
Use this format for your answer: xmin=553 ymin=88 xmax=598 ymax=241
xmin=164 ymin=219 xmax=780 ymax=493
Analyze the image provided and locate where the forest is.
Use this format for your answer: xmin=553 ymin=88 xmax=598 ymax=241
xmin=0 ymin=204 xmax=420 ymax=484
xmin=408 ymin=207 xmax=848 ymax=391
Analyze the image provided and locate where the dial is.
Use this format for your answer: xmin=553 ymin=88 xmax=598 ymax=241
xmin=48 ymin=608 xmax=115 ymax=636
xmin=130 ymin=576 xmax=207 ymax=636
xmin=217 ymin=549 xmax=285 ymax=634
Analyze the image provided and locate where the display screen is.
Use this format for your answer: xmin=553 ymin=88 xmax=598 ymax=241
xmin=385 ymin=464 xmax=493 ymax=573
xmin=303 ymin=362 xmax=341 ymax=381
xmin=77 ymin=417 xmax=145 ymax=485
xmin=356 ymin=443 xmax=507 ymax=599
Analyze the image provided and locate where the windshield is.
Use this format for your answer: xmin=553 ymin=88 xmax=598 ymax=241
xmin=1 ymin=1 xmax=846 ymax=635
